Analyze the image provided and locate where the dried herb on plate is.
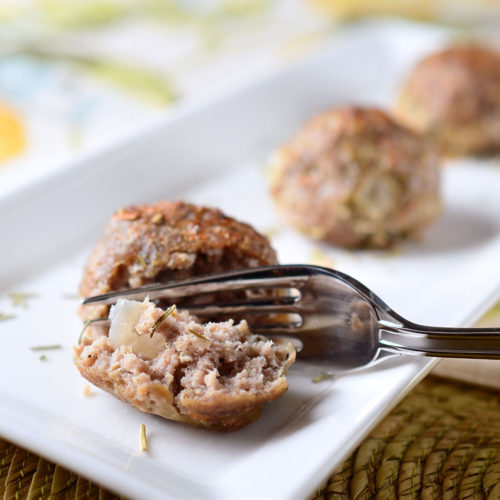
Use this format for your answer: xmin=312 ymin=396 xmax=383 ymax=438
xmin=139 ymin=424 xmax=148 ymax=452
xmin=30 ymin=345 xmax=62 ymax=351
xmin=0 ymin=313 xmax=15 ymax=322
xmin=8 ymin=292 xmax=37 ymax=308
xmin=312 ymin=374 xmax=334 ymax=383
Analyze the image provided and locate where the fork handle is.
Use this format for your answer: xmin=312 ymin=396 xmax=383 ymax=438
xmin=379 ymin=324 xmax=500 ymax=359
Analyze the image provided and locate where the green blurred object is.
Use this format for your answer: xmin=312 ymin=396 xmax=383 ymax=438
xmin=83 ymin=60 xmax=177 ymax=106
xmin=41 ymin=0 xmax=127 ymax=28
xmin=40 ymin=0 xmax=270 ymax=30
xmin=21 ymin=47 xmax=177 ymax=107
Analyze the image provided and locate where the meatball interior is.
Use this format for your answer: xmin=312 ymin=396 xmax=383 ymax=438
xmin=75 ymin=299 xmax=295 ymax=430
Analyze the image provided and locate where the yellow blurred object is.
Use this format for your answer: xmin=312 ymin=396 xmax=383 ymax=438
xmin=315 ymin=0 xmax=435 ymax=20
xmin=0 ymin=102 xmax=26 ymax=163
xmin=314 ymin=0 xmax=500 ymax=22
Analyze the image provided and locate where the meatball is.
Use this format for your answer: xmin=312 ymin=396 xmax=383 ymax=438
xmin=395 ymin=45 xmax=500 ymax=156
xmin=269 ymin=107 xmax=441 ymax=248
xmin=80 ymin=200 xmax=277 ymax=319
xmin=75 ymin=299 xmax=295 ymax=430
xmin=75 ymin=201 xmax=294 ymax=430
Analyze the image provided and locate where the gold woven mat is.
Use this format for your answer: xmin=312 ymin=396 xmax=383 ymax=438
xmin=0 ymin=440 xmax=121 ymax=499
xmin=2 ymin=375 xmax=500 ymax=499
xmin=314 ymin=376 xmax=500 ymax=499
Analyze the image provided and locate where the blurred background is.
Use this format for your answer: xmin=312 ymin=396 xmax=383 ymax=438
xmin=0 ymin=0 xmax=499 ymax=198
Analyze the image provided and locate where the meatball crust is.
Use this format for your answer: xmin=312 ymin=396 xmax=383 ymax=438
xmin=80 ymin=200 xmax=277 ymax=319
xmin=269 ymin=107 xmax=441 ymax=248
xmin=395 ymin=45 xmax=500 ymax=156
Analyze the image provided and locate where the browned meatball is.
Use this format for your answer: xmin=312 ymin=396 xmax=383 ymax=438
xmin=269 ymin=107 xmax=441 ymax=248
xmin=75 ymin=201 xmax=293 ymax=431
xmin=80 ymin=200 xmax=277 ymax=319
xmin=395 ymin=45 xmax=500 ymax=156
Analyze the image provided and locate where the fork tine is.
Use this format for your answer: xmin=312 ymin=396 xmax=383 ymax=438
xmin=181 ymin=295 xmax=299 ymax=316
xmin=82 ymin=266 xmax=310 ymax=306
xmin=247 ymin=322 xmax=302 ymax=334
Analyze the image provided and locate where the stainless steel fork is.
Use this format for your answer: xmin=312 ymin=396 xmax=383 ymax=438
xmin=82 ymin=264 xmax=500 ymax=371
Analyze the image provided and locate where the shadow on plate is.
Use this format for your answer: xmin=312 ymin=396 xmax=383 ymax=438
xmin=232 ymin=382 xmax=337 ymax=443
xmin=240 ymin=355 xmax=425 ymax=441
xmin=405 ymin=207 xmax=499 ymax=256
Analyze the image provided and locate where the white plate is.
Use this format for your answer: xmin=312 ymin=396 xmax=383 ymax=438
xmin=1 ymin=20 xmax=500 ymax=500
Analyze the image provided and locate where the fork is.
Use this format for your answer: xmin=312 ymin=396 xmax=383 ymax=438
xmin=82 ymin=264 xmax=500 ymax=371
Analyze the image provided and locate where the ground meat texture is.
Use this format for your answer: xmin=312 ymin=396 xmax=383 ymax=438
xmin=80 ymin=201 xmax=277 ymax=320
xmin=74 ymin=299 xmax=295 ymax=430
xmin=269 ymin=107 xmax=441 ymax=248
xmin=395 ymin=45 xmax=500 ymax=156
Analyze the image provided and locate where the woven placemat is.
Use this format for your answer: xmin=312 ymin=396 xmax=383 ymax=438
xmin=2 ymin=375 xmax=500 ymax=499
xmin=0 ymin=440 xmax=122 ymax=499
xmin=314 ymin=375 xmax=500 ymax=499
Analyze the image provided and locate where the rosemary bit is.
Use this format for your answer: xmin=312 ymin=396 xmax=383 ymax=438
xmin=78 ymin=318 xmax=107 ymax=344
xmin=39 ymin=355 xmax=47 ymax=361
xmin=189 ymin=330 xmax=210 ymax=342
xmin=140 ymin=424 xmax=148 ymax=451
xmin=8 ymin=292 xmax=37 ymax=308
xmin=30 ymin=345 xmax=62 ymax=351
xmin=136 ymin=254 xmax=147 ymax=268
xmin=150 ymin=305 xmax=176 ymax=338
xmin=312 ymin=373 xmax=334 ymax=383
xmin=0 ymin=313 xmax=15 ymax=322
xmin=78 ymin=320 xmax=91 ymax=345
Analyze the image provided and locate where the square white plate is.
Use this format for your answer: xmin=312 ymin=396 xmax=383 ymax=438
xmin=1 ymin=20 xmax=500 ymax=500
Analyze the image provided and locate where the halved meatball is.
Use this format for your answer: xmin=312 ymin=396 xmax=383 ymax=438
xmin=395 ymin=45 xmax=500 ymax=156
xmin=80 ymin=200 xmax=277 ymax=320
xmin=75 ymin=299 xmax=295 ymax=430
xmin=76 ymin=201 xmax=291 ymax=430
xmin=269 ymin=107 xmax=441 ymax=248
